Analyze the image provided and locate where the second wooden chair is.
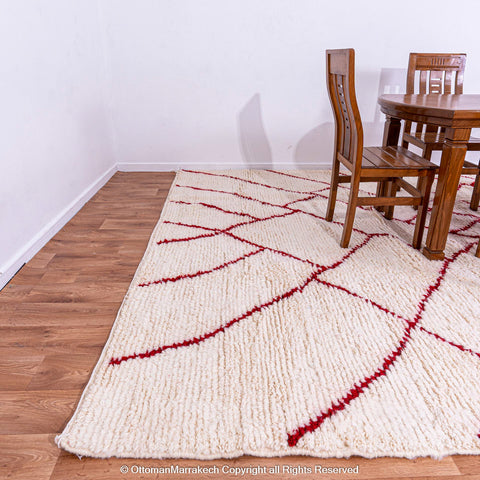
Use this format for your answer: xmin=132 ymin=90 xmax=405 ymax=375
xmin=402 ymin=53 xmax=480 ymax=211
xmin=325 ymin=48 xmax=438 ymax=248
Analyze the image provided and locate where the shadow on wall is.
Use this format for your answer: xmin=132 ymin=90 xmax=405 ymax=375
xmin=294 ymin=67 xmax=408 ymax=169
xmin=294 ymin=123 xmax=334 ymax=168
xmin=373 ymin=67 xmax=406 ymax=122
xmin=237 ymin=94 xmax=273 ymax=168
xmin=238 ymin=68 xmax=407 ymax=170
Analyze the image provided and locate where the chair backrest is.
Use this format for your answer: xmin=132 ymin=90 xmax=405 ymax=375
xmin=406 ymin=53 xmax=466 ymax=94
xmin=326 ymin=48 xmax=363 ymax=171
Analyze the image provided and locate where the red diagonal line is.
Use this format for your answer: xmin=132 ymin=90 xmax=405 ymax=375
xmin=157 ymin=209 xmax=296 ymax=245
xmin=282 ymin=194 xmax=321 ymax=208
xmin=392 ymin=212 xmax=418 ymax=225
xmin=287 ymin=241 xmax=475 ymax=447
xmin=129 ymin=234 xmax=390 ymax=368
xmin=157 ymin=231 xmax=218 ymax=245
xmin=162 ymin=210 xmax=381 ymax=269
xmin=316 ymin=233 xmax=390 ymax=275
xmin=176 ymin=182 xmax=375 ymax=234
xmin=317 ymin=247 xmax=480 ymax=361
xmin=160 ymin=216 xmax=322 ymax=268
xmin=390 ymin=206 xmax=475 ymax=229
xmin=315 ymin=278 xmax=411 ymax=324
xmin=163 ymin=210 xmax=296 ymax=239
xmin=226 ymin=230 xmax=388 ymax=271
xmin=458 ymin=180 xmax=476 ymax=190
xmin=265 ymin=170 xmax=376 ymax=202
xmin=183 ymin=171 xmax=477 ymax=232
xmin=176 ymin=184 xmax=289 ymax=209
xmin=158 ymin=200 xmax=393 ymax=270
xmin=138 ymin=248 xmax=264 ymax=287
xmin=223 ymin=231 xmax=320 ymax=268
xmin=453 ymin=232 xmax=479 ymax=239
xmin=176 ymin=183 xmax=370 ymax=236
xmin=182 ymin=169 xmax=318 ymax=195
xmin=265 ymin=169 xmax=330 ymax=186
xmin=171 ymin=200 xmax=260 ymax=220
xmin=449 ymin=217 xmax=480 ymax=235
xmin=419 ymin=326 xmax=480 ymax=360
xmin=452 ymin=210 xmax=480 ymax=219
xmin=109 ymin=267 xmax=321 ymax=366
xmin=389 ymin=203 xmax=480 ymax=226
xmin=305 ymin=189 xmax=377 ymax=213
xmin=265 ymin=170 xmax=379 ymax=200
xmin=110 ymin=233 xmax=399 ymax=368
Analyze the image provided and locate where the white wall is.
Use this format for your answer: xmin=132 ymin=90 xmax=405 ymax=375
xmin=2 ymin=0 xmax=480 ymax=287
xmin=102 ymin=0 xmax=480 ymax=171
xmin=0 ymin=1 xmax=116 ymax=286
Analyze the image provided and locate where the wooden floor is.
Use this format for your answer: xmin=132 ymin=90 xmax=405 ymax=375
xmin=1 ymin=171 xmax=479 ymax=480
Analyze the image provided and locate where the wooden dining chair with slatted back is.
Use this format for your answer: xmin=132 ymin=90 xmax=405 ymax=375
xmin=402 ymin=53 xmax=480 ymax=211
xmin=325 ymin=48 xmax=438 ymax=249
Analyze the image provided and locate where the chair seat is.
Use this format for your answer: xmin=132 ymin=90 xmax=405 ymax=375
xmin=361 ymin=146 xmax=437 ymax=177
xmin=404 ymin=131 xmax=480 ymax=151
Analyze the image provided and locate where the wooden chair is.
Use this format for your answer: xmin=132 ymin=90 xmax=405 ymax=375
xmin=325 ymin=48 xmax=437 ymax=249
xmin=402 ymin=53 xmax=480 ymax=211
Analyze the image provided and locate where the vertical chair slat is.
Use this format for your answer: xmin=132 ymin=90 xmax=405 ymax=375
xmin=444 ymin=71 xmax=453 ymax=94
xmin=419 ymin=71 xmax=428 ymax=94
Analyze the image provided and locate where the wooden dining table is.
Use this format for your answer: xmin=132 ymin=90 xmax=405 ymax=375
xmin=378 ymin=94 xmax=480 ymax=260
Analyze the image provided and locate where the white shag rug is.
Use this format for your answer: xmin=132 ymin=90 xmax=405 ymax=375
xmin=57 ymin=169 xmax=480 ymax=459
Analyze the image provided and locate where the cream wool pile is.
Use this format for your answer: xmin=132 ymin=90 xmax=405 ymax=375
xmin=57 ymin=169 xmax=480 ymax=459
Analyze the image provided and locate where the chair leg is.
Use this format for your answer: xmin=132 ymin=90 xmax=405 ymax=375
xmin=414 ymin=146 xmax=433 ymax=210
xmin=384 ymin=180 xmax=398 ymax=220
xmin=476 ymin=240 xmax=480 ymax=258
xmin=412 ymin=172 xmax=434 ymax=249
xmin=326 ymin=157 xmax=341 ymax=222
xmin=375 ymin=181 xmax=386 ymax=212
xmin=340 ymin=177 xmax=360 ymax=248
xmin=470 ymin=161 xmax=480 ymax=211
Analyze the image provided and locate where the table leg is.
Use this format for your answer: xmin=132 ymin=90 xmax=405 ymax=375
xmin=376 ymin=116 xmax=402 ymax=211
xmin=422 ymin=127 xmax=471 ymax=260
xmin=382 ymin=115 xmax=402 ymax=147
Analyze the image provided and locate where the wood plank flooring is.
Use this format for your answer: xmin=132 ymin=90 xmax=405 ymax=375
xmin=1 ymin=171 xmax=478 ymax=480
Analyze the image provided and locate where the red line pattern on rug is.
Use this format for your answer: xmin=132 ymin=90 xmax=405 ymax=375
xmin=108 ymin=169 xmax=480 ymax=445
xmin=419 ymin=326 xmax=480 ymax=360
xmin=110 ymin=268 xmax=322 ymax=366
xmin=138 ymin=248 xmax=265 ymax=287
xmin=287 ymin=242 xmax=476 ymax=447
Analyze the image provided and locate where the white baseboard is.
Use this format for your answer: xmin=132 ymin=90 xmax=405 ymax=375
xmin=1 ymin=161 xmax=332 ymax=290
xmin=117 ymin=162 xmax=332 ymax=171
xmin=0 ymin=165 xmax=118 ymax=290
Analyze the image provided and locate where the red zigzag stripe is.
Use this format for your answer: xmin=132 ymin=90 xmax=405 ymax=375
xmin=171 ymin=184 xmax=370 ymax=236
xmin=138 ymin=248 xmax=264 ymax=287
xmin=171 ymin=200 xmax=260 ymax=220
xmin=109 ymin=267 xmax=321 ymax=366
xmin=419 ymin=326 xmax=480 ymax=360
xmin=286 ymin=242 xmax=475 ymax=447
xmin=182 ymin=169 xmax=319 ymax=195
xmin=110 ymin=234 xmax=379 ymax=366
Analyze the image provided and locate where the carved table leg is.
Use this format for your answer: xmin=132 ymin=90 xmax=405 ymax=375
xmin=423 ymin=127 xmax=471 ymax=260
xmin=383 ymin=115 xmax=402 ymax=147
